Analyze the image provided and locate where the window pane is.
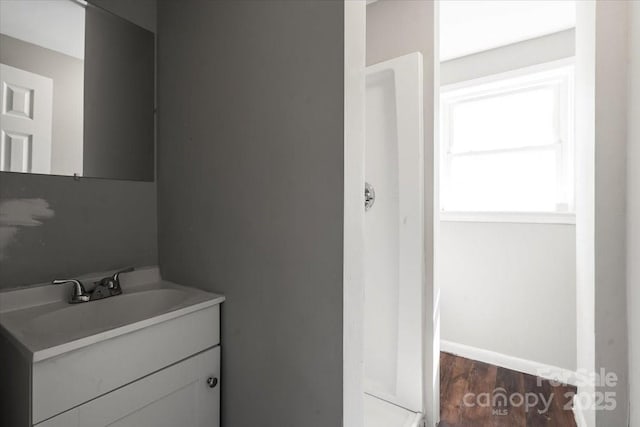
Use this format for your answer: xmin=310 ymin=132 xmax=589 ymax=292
xmin=445 ymin=149 xmax=558 ymax=212
xmin=450 ymin=86 xmax=558 ymax=153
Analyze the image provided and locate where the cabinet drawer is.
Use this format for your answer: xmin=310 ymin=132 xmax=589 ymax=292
xmin=37 ymin=346 xmax=220 ymax=427
xmin=33 ymin=305 xmax=219 ymax=424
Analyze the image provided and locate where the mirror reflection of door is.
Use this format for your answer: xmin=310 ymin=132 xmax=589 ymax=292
xmin=0 ymin=0 xmax=155 ymax=182
xmin=0 ymin=64 xmax=53 ymax=174
xmin=0 ymin=0 xmax=84 ymax=177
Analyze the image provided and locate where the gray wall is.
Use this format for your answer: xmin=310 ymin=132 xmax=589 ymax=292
xmin=0 ymin=173 xmax=157 ymax=288
xmin=0 ymin=0 xmax=158 ymax=289
xmin=156 ymin=1 xmax=344 ymax=426
xmin=628 ymin=2 xmax=640 ymax=424
xmin=83 ymin=4 xmax=155 ymax=181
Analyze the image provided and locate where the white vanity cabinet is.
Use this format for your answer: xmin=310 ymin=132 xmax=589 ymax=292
xmin=0 ymin=267 xmax=224 ymax=427
xmin=38 ymin=346 xmax=220 ymax=427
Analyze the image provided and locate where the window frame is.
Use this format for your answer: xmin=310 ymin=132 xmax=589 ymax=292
xmin=439 ymin=58 xmax=576 ymax=224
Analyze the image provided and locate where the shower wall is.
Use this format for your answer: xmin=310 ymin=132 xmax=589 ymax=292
xmin=364 ymin=54 xmax=424 ymax=413
xmin=366 ymin=1 xmax=437 ymax=422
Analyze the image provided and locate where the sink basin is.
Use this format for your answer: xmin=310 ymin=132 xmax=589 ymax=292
xmin=0 ymin=267 xmax=225 ymax=361
xmin=22 ymin=289 xmax=189 ymax=343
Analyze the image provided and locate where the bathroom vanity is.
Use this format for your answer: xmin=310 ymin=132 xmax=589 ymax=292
xmin=0 ymin=267 xmax=224 ymax=427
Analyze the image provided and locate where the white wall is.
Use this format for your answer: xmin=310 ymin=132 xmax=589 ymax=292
xmin=439 ymin=31 xmax=577 ymax=372
xmin=0 ymin=0 xmax=85 ymax=59
xmin=628 ymin=2 xmax=640 ymax=426
xmin=439 ymin=1 xmax=574 ymax=61
xmin=440 ymin=222 xmax=576 ymax=370
xmin=441 ymin=29 xmax=574 ymax=86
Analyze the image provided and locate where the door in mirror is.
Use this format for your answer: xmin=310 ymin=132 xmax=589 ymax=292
xmin=0 ymin=0 xmax=155 ymax=181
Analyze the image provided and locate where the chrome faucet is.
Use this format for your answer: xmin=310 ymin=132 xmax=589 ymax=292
xmin=52 ymin=267 xmax=134 ymax=304
xmin=52 ymin=279 xmax=90 ymax=303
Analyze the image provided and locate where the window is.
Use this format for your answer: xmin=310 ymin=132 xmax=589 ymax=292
xmin=440 ymin=63 xmax=575 ymax=222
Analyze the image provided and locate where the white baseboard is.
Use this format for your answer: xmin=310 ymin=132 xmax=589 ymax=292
xmin=440 ymin=340 xmax=579 ymax=387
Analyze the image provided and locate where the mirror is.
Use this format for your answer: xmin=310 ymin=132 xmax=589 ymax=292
xmin=0 ymin=0 xmax=155 ymax=181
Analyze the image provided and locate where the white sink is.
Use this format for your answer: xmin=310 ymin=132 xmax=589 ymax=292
xmin=0 ymin=267 xmax=224 ymax=361
xmin=21 ymin=288 xmax=189 ymax=346
xmin=0 ymin=266 xmax=225 ymax=425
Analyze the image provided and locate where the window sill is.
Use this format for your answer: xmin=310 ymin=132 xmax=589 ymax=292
xmin=439 ymin=211 xmax=576 ymax=225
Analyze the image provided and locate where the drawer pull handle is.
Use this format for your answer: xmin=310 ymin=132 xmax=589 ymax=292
xmin=207 ymin=377 xmax=218 ymax=388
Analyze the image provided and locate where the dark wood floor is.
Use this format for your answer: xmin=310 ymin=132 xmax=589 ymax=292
xmin=439 ymin=352 xmax=577 ymax=427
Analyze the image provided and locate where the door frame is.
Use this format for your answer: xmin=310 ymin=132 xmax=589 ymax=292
xmin=343 ymin=2 xmax=366 ymax=427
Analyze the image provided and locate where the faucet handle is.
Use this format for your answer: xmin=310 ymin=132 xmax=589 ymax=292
xmin=99 ymin=267 xmax=134 ymax=291
xmin=112 ymin=267 xmax=134 ymax=283
xmin=52 ymin=279 xmax=90 ymax=303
